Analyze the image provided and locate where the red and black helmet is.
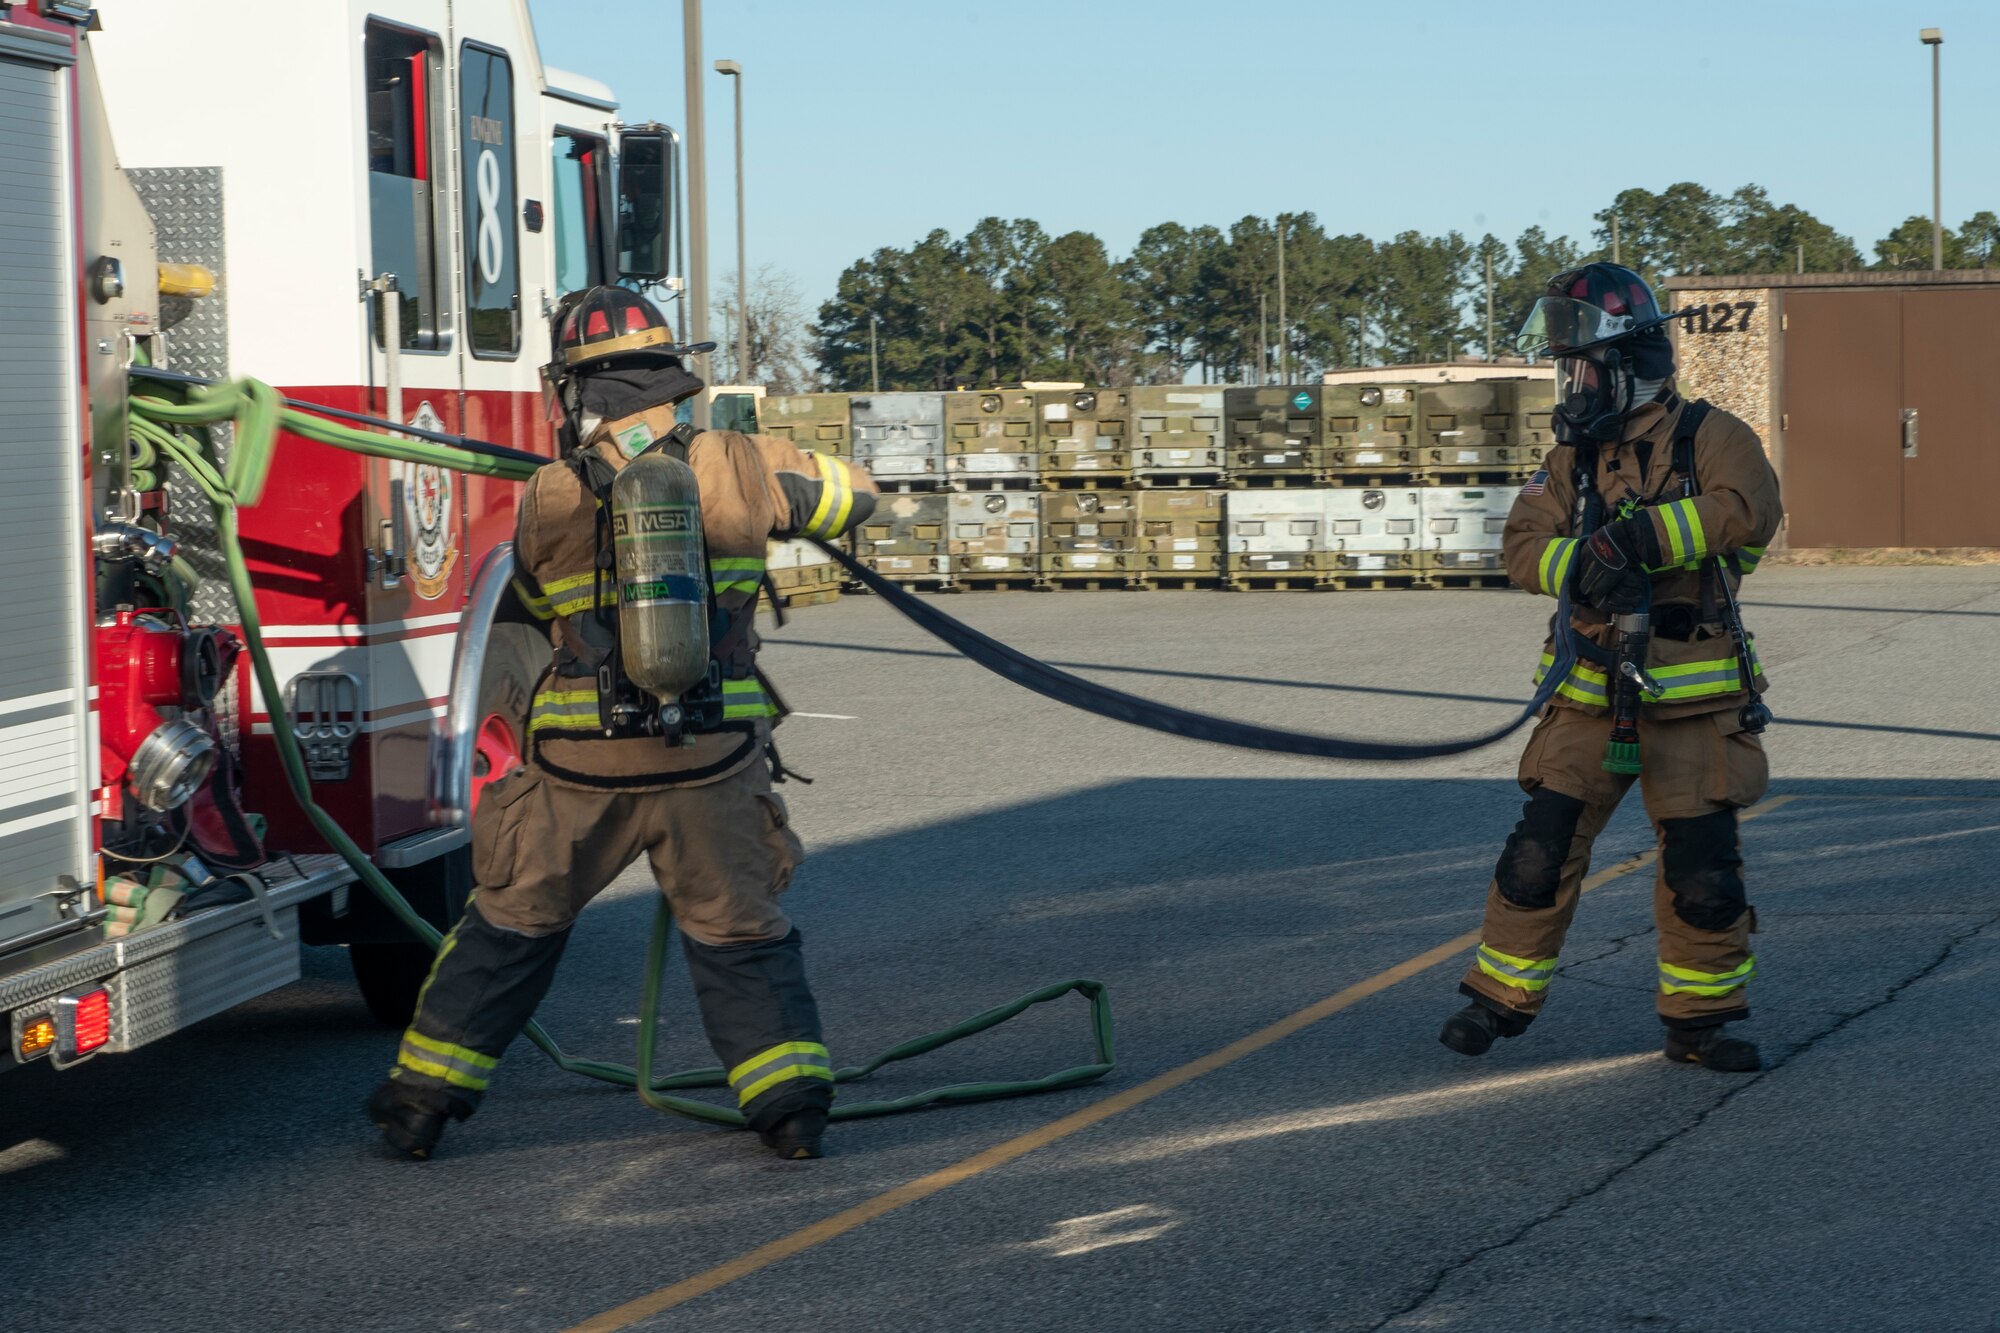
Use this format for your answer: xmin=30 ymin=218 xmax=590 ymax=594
xmin=553 ymin=285 xmax=686 ymax=369
xmin=1515 ymin=263 xmax=1671 ymax=357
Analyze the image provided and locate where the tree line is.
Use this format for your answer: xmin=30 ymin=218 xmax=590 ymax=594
xmin=802 ymin=184 xmax=1999 ymax=391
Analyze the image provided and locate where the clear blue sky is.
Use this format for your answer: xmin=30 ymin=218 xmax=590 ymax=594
xmin=526 ymin=0 xmax=1999 ymax=319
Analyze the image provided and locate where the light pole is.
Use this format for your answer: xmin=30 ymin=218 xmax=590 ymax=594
xmin=1922 ymin=28 xmax=1943 ymax=271
xmin=714 ymin=58 xmax=748 ymax=382
xmin=681 ymin=0 xmax=710 ymax=426
xmin=869 ymin=313 xmax=880 ymax=392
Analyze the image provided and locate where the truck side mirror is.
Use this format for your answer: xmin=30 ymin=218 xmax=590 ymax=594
xmin=615 ymin=125 xmax=675 ymax=283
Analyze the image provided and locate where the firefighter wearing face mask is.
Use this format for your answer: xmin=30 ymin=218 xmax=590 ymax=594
xmin=367 ymin=287 xmax=877 ymax=1159
xmin=1438 ymin=264 xmax=1782 ymax=1073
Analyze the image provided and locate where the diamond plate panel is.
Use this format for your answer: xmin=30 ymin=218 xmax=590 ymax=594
xmin=109 ymin=908 xmax=300 ymax=1052
xmin=127 ymin=167 xmax=236 ymax=624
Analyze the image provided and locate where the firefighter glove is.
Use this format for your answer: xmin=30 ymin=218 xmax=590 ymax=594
xmin=1573 ymin=518 xmax=1657 ymax=613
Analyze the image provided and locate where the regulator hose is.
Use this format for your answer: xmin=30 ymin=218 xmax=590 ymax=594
xmin=128 ymin=374 xmax=1114 ymax=1128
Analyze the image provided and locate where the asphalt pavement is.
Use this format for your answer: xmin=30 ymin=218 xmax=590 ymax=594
xmin=4 ymin=565 xmax=1996 ymax=1333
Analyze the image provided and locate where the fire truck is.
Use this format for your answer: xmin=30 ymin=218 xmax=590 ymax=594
xmin=0 ymin=0 xmax=681 ymax=1071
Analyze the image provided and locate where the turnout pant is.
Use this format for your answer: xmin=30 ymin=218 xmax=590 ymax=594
xmin=386 ymin=760 xmax=834 ymax=1132
xmin=1459 ymin=706 xmax=1769 ymax=1031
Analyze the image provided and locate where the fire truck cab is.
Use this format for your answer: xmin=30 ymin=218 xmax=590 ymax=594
xmin=0 ymin=0 xmax=683 ymax=1072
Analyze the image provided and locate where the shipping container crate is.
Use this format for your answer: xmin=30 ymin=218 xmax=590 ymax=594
xmin=1131 ymin=386 xmax=1226 ymax=486
xmin=757 ymin=392 xmax=852 ymax=459
xmin=1417 ymin=487 xmax=1516 ymax=588
xmin=948 ymin=491 xmax=1042 ymax=587
xmin=1320 ymin=383 xmax=1420 ymax=485
xmin=1040 ymin=490 xmax=1135 ymax=586
xmin=1037 ymin=388 xmax=1132 ymax=487
xmin=1224 ymin=385 xmax=1323 ymax=485
xmin=1133 ymin=489 xmax=1225 ymax=587
xmin=1514 ymin=380 xmax=1557 ymax=472
xmin=1323 ymin=486 xmax=1425 ymax=587
xmin=1415 ymin=380 xmax=1531 ymax=483
xmin=850 ymin=392 xmax=946 ymax=488
xmin=944 ymin=389 xmax=1039 ymax=489
xmin=1224 ymin=489 xmax=1331 ymax=589
xmin=766 ymin=538 xmax=843 ymax=607
xmin=855 ymin=491 xmax=953 ymax=587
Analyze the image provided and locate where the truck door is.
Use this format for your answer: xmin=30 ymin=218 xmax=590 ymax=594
xmin=360 ymin=11 xmax=468 ymax=837
xmin=0 ymin=31 xmax=95 ymax=951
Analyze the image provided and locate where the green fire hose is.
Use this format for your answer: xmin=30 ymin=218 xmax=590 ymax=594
xmin=127 ymin=374 xmax=1115 ymax=1128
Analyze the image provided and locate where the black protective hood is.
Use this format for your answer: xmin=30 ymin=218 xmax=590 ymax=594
xmin=576 ymin=356 xmax=705 ymax=423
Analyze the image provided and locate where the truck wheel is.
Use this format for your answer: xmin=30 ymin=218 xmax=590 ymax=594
xmin=349 ymin=940 xmax=436 ymax=1029
xmin=345 ymin=622 xmax=547 ymax=1027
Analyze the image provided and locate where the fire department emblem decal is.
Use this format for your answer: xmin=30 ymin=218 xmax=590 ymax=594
xmin=401 ymin=401 xmax=459 ymax=600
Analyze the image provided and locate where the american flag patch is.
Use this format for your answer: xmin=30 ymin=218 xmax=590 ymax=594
xmin=1520 ymin=469 xmax=1549 ymax=496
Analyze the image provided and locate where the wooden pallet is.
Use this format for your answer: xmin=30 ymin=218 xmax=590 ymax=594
xmin=1132 ymin=576 xmax=1228 ymax=592
xmin=947 ymin=477 xmax=1042 ymax=493
xmin=954 ymin=574 xmax=1044 ymax=592
xmin=1129 ymin=471 xmax=1226 ymax=489
xmin=1041 ymin=474 xmax=1135 ymax=491
xmin=1325 ymin=572 xmax=1427 ymax=591
xmin=1222 ymin=574 xmax=1333 ymax=591
xmin=1320 ymin=472 xmax=1423 ymax=488
xmin=1415 ymin=469 xmax=1537 ymax=488
xmin=843 ymin=576 xmax=958 ymax=595
xmin=1422 ymin=571 xmax=1515 ymax=590
xmin=1226 ymin=473 xmax=1320 ymax=489
xmin=1040 ymin=576 xmax=1136 ymax=591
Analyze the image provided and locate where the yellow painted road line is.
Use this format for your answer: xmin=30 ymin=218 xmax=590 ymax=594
xmin=564 ymin=794 xmax=1797 ymax=1332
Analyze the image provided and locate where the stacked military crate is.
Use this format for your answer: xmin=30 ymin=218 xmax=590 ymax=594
xmin=757 ymin=393 xmax=848 ymax=607
xmin=757 ymin=375 xmax=1552 ymax=595
xmin=847 ymin=392 xmax=953 ymax=588
xmin=946 ymin=389 xmax=1043 ymax=589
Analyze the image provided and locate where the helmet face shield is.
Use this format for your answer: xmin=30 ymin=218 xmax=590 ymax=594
xmin=1516 ymin=296 xmax=1636 ymax=357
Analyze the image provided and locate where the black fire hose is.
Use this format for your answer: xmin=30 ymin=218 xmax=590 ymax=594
xmin=815 ymin=540 xmax=1579 ymax=762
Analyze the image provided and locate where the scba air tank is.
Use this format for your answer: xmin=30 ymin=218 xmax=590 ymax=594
xmin=610 ymin=452 xmax=711 ymax=702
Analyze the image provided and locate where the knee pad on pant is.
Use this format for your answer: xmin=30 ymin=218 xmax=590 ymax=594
xmin=1494 ymin=788 xmax=1586 ymax=909
xmin=1662 ymin=809 xmax=1747 ymax=931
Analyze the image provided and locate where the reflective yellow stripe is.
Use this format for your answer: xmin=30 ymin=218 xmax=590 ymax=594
xmin=803 ymin=454 xmax=842 ymax=537
xmin=721 ymin=676 xmax=776 ymax=719
xmin=1536 ymin=537 xmax=1578 ymax=598
xmin=1476 ymin=943 xmax=1559 ymax=993
xmin=710 ymin=557 xmax=766 ymax=597
xmin=802 ymin=454 xmax=856 ymax=540
xmin=401 ymin=1029 xmax=499 ymax=1070
xmin=534 ymin=570 xmax=612 ymax=617
xmin=511 ymin=577 xmax=555 ymax=621
xmin=1657 ymin=499 xmax=1709 ymax=567
xmin=727 ymin=1040 xmax=830 ymax=1086
xmin=1738 ymin=545 xmax=1765 ymax=572
xmin=1659 ymin=956 xmax=1756 ymax=996
xmin=395 ymin=1030 xmax=499 ymax=1091
xmin=738 ymin=1062 xmax=836 ymax=1105
xmin=1535 ymin=647 xmax=1760 ymax=704
xmin=825 ymin=456 xmax=856 ymax=535
xmin=528 ymin=687 xmax=601 ymax=734
xmin=728 ymin=1040 xmax=835 ymax=1106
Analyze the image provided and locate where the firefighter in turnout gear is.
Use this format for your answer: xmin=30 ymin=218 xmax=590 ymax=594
xmin=367 ymin=288 xmax=877 ymax=1159
xmin=1438 ymin=264 xmax=1781 ymax=1073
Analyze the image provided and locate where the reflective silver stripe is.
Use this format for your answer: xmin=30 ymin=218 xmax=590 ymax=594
xmin=397 ymin=1039 xmax=494 ymax=1087
xmin=1477 ymin=948 xmax=1556 ymax=981
xmin=1667 ymin=501 xmax=1696 ymax=562
xmin=729 ymin=1046 xmax=833 ymax=1094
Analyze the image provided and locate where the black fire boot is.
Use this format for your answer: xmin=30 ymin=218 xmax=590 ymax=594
xmin=1439 ymin=1001 xmax=1529 ymax=1056
xmin=1664 ymin=1025 xmax=1761 ymax=1072
xmin=757 ymin=1107 xmax=828 ymax=1161
xmin=366 ymin=1080 xmax=471 ymax=1160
